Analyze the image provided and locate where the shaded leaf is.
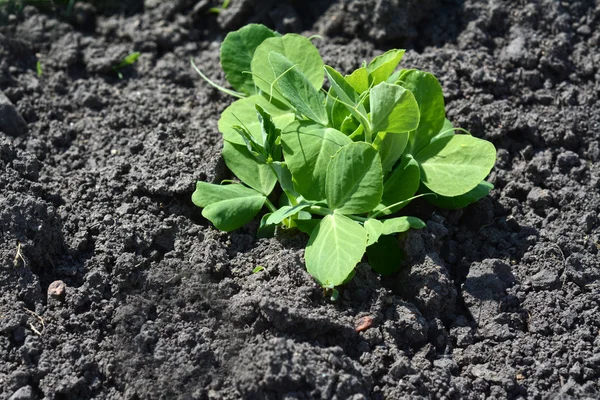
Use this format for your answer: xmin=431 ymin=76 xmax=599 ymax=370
xmin=192 ymin=182 xmax=265 ymax=231
xmin=367 ymin=235 xmax=404 ymax=276
xmin=257 ymin=213 xmax=276 ymax=238
xmin=326 ymin=142 xmax=383 ymax=214
xmin=423 ymin=180 xmax=494 ymax=209
xmin=374 ymin=155 xmax=421 ymax=215
xmin=373 ymin=131 xmax=409 ymax=175
xmin=220 ymin=24 xmax=276 ymax=94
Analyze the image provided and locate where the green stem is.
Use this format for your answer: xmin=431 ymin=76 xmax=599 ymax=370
xmin=370 ymin=193 xmax=434 ymax=218
xmin=265 ymin=198 xmax=277 ymax=213
xmin=307 ymin=206 xmax=368 ymax=222
xmin=307 ymin=205 xmax=331 ymax=217
xmin=191 ymin=58 xmax=246 ymax=99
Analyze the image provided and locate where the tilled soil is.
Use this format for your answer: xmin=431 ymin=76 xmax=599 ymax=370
xmin=1 ymin=1 xmax=599 ymax=399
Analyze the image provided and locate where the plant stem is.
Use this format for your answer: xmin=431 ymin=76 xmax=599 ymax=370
xmin=265 ymin=198 xmax=277 ymax=213
xmin=308 ymin=206 xmax=368 ymax=222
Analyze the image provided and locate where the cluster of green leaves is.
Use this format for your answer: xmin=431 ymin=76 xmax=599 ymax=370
xmin=192 ymin=24 xmax=496 ymax=289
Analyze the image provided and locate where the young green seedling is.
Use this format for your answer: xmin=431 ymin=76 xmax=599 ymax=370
xmin=208 ymin=0 xmax=231 ymax=14
xmin=191 ymin=24 xmax=497 ymax=290
xmin=113 ymin=52 xmax=141 ymax=79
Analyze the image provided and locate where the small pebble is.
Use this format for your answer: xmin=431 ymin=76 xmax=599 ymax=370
xmin=48 ymin=280 xmax=66 ymax=297
xmin=355 ymin=316 xmax=373 ymax=332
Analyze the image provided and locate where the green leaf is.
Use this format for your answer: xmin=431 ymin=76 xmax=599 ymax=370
xmin=116 ymin=52 xmax=141 ymax=68
xmin=430 ymin=118 xmax=455 ymax=145
xmin=251 ymin=34 xmax=324 ymax=105
xmin=381 ymin=216 xmax=426 ymax=235
xmin=424 ymin=180 xmax=494 ymax=209
xmin=222 ymin=141 xmax=277 ymax=195
xmin=305 ymin=213 xmax=367 ymax=287
xmin=345 ymin=67 xmax=369 ymax=94
xmin=252 ymin=265 xmax=265 ymax=274
xmin=364 ymin=219 xmax=383 ymax=246
xmin=367 ymin=49 xmax=405 ymax=86
xmin=268 ymin=52 xmax=328 ymax=125
xmin=192 ymin=182 xmax=266 ymax=231
xmin=326 ymin=142 xmax=383 ymax=214
xmin=324 ymin=65 xmax=368 ymax=127
xmin=398 ymin=70 xmax=446 ymax=155
xmin=282 ymin=121 xmax=352 ymax=201
xmin=373 ymin=131 xmax=409 ymax=175
xmin=219 ymin=95 xmax=294 ymax=146
xmin=257 ymin=213 xmax=276 ymax=238
xmin=266 ymin=203 xmax=312 ymax=225
xmin=370 ymin=82 xmax=420 ymax=135
xmin=325 ymin=89 xmax=349 ymax=130
xmin=340 ymin=115 xmax=359 ymax=135
xmin=270 ymin=161 xmax=296 ymax=195
xmin=375 ymin=155 xmax=421 ymax=215
xmin=232 ymin=124 xmax=267 ymax=162
xmin=220 ymin=24 xmax=276 ymax=95
xmin=367 ymin=235 xmax=404 ymax=276
xmin=295 ymin=218 xmax=320 ymax=235
xmin=415 ymin=135 xmax=496 ymax=197
xmin=255 ymin=104 xmax=281 ymax=159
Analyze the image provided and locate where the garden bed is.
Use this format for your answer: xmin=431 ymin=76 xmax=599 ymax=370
xmin=1 ymin=0 xmax=599 ymax=398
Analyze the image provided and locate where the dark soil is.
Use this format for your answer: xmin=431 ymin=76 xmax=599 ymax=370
xmin=1 ymin=1 xmax=599 ymax=399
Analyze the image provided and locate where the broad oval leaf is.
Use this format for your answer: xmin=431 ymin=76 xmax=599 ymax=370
xmin=192 ymin=182 xmax=266 ymax=232
xmin=222 ymin=141 xmax=277 ymax=195
xmin=373 ymin=131 xmax=409 ymax=175
xmin=251 ymin=34 xmax=324 ymax=105
xmin=398 ymin=70 xmax=446 ymax=155
xmin=326 ymin=142 xmax=383 ymax=214
xmin=381 ymin=216 xmax=426 ymax=235
xmin=305 ymin=213 xmax=367 ymax=287
xmin=415 ymin=135 xmax=496 ymax=197
xmin=367 ymin=49 xmax=405 ymax=86
xmin=282 ymin=121 xmax=352 ymax=201
xmin=374 ymin=155 xmax=421 ymax=216
xmin=268 ymin=52 xmax=328 ymax=125
xmin=424 ymin=180 xmax=494 ymax=209
xmin=370 ymin=82 xmax=420 ymax=135
xmin=364 ymin=218 xmax=383 ymax=246
xmin=220 ymin=24 xmax=276 ymax=95
xmin=219 ymin=95 xmax=294 ymax=145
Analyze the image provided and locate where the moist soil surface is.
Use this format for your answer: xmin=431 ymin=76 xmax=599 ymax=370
xmin=1 ymin=1 xmax=599 ymax=399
